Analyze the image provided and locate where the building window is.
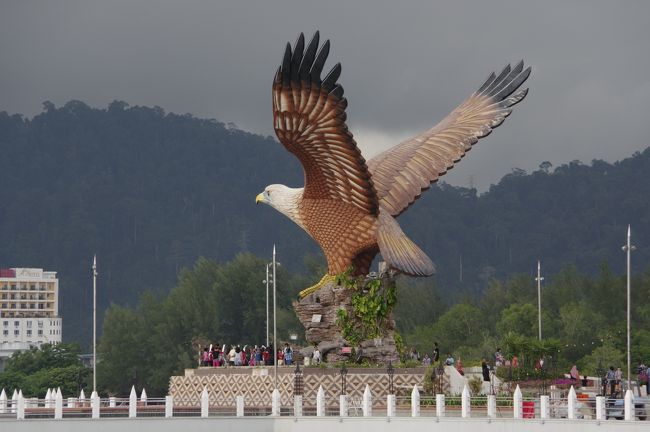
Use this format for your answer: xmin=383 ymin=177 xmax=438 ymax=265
xmin=38 ymin=329 xmax=43 ymax=336
xmin=14 ymin=330 xmax=19 ymax=336
xmin=14 ymin=321 xmax=19 ymax=327
xmin=27 ymin=330 xmax=32 ymax=337
xmin=2 ymin=330 xmax=7 ymax=336
xmin=27 ymin=321 xmax=32 ymax=328
xmin=2 ymin=321 xmax=7 ymax=327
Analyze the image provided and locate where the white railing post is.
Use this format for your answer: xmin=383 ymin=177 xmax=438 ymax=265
xmin=362 ymin=385 xmax=372 ymax=417
xmin=67 ymin=397 xmax=76 ymax=409
xmin=140 ymin=388 xmax=147 ymax=406
xmin=436 ymin=394 xmax=445 ymax=417
xmin=0 ymin=388 xmax=6 ymax=414
xmin=540 ymin=395 xmax=550 ymax=419
xmin=165 ymin=395 xmax=173 ymax=418
xmin=237 ymin=395 xmax=245 ymax=417
xmin=387 ymin=394 xmax=396 ymax=417
xmin=54 ymin=388 xmax=63 ymax=419
xmin=513 ymin=385 xmax=523 ymax=419
xmin=79 ymin=389 xmax=86 ymax=407
xmin=293 ymin=395 xmax=302 ymax=417
xmin=339 ymin=394 xmax=348 ymax=417
xmin=461 ymin=384 xmax=470 ymax=418
xmin=271 ymin=388 xmax=281 ymax=416
xmin=624 ymin=389 xmax=634 ymax=421
xmin=11 ymin=389 xmax=18 ymax=414
xmin=45 ymin=388 xmax=52 ymax=409
xmin=487 ymin=394 xmax=496 ymax=418
xmin=411 ymin=385 xmax=420 ymax=417
xmin=200 ymin=387 xmax=209 ymax=418
xmin=16 ymin=391 xmax=25 ymax=420
xmin=567 ymin=386 xmax=577 ymax=419
xmin=316 ymin=386 xmax=326 ymax=417
xmin=129 ymin=386 xmax=137 ymax=418
xmin=91 ymin=391 xmax=100 ymax=419
xmin=595 ymin=395 xmax=606 ymax=421
xmin=109 ymin=396 xmax=116 ymax=407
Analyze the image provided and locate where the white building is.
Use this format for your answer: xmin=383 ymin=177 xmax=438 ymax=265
xmin=0 ymin=267 xmax=62 ymax=370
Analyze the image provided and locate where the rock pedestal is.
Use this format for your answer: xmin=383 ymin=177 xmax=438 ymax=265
xmin=293 ymin=276 xmax=398 ymax=364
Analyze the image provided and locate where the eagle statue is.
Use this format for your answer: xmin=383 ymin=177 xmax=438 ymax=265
xmin=256 ymin=32 xmax=530 ymax=297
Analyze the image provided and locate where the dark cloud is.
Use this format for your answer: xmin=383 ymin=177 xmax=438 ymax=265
xmin=1 ymin=0 xmax=649 ymax=189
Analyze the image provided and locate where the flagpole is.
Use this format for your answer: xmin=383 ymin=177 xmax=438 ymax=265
xmin=92 ymin=255 xmax=98 ymax=393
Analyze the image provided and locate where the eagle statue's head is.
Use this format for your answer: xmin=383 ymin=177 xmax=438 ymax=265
xmin=256 ymin=184 xmax=305 ymax=230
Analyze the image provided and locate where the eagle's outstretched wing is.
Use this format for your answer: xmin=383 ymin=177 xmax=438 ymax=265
xmin=367 ymin=62 xmax=531 ymax=217
xmin=273 ymin=32 xmax=378 ymax=216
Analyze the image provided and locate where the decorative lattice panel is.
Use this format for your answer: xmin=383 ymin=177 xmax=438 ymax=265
xmin=169 ymin=368 xmax=425 ymax=408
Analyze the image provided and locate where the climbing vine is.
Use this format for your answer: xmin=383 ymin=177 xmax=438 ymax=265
xmin=335 ymin=268 xmax=397 ymax=347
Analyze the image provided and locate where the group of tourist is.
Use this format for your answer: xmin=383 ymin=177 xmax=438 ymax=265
xmin=200 ymin=342 xmax=295 ymax=367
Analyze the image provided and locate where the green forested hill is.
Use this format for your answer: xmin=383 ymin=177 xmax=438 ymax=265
xmin=1 ymin=101 xmax=649 ymax=347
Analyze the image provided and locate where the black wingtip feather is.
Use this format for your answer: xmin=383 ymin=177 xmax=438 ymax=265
xmin=290 ymin=34 xmax=305 ymax=82
xmin=329 ymin=84 xmax=344 ymax=98
xmin=477 ymin=72 xmax=496 ymax=94
xmin=488 ymin=62 xmax=525 ymax=97
xmin=322 ymin=62 xmax=341 ymax=91
xmin=281 ymin=43 xmax=292 ymax=87
xmin=281 ymin=32 xmax=342 ymax=94
xmin=310 ymin=39 xmax=330 ymax=83
xmin=492 ymin=65 xmax=531 ymax=102
xmin=299 ymin=31 xmax=320 ymax=80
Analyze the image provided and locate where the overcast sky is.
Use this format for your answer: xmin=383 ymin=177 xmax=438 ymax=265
xmin=1 ymin=0 xmax=649 ymax=190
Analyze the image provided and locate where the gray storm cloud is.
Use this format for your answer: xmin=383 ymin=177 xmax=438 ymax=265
xmin=1 ymin=0 xmax=649 ymax=190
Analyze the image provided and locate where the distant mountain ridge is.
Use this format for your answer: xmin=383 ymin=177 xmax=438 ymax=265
xmin=1 ymin=100 xmax=648 ymax=345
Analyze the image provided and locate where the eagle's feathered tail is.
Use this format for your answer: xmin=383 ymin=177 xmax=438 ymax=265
xmin=376 ymin=212 xmax=435 ymax=276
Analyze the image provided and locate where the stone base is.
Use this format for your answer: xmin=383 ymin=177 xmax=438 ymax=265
xmin=293 ymin=276 xmax=398 ymax=364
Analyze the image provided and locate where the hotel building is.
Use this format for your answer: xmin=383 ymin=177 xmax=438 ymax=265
xmin=0 ymin=267 xmax=62 ymax=370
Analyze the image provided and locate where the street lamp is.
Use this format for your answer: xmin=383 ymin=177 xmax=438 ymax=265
xmin=263 ymin=261 xmax=280 ymax=349
xmin=535 ymin=260 xmax=544 ymax=341
xmin=272 ymin=245 xmax=278 ymax=390
xmin=622 ymin=225 xmax=636 ymax=388
xmin=596 ymin=360 xmax=605 ymax=396
xmin=387 ymin=361 xmax=395 ymax=395
xmin=92 ymin=255 xmax=98 ymax=393
xmin=340 ymin=363 xmax=348 ymax=395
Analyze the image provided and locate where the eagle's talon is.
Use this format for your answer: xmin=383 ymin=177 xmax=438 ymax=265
xmin=298 ymin=274 xmax=337 ymax=299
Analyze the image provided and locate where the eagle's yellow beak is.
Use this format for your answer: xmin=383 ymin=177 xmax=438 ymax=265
xmin=256 ymin=192 xmax=265 ymax=204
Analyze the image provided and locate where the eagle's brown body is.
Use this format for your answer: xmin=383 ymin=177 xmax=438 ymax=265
xmin=300 ymin=198 xmax=378 ymax=275
xmin=257 ymin=32 xmax=530 ymax=280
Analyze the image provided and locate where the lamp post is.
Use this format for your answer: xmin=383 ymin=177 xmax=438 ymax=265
xmin=263 ymin=261 xmax=281 ymax=349
xmin=92 ymin=255 xmax=97 ymax=393
xmin=273 ymin=244 xmax=278 ymax=390
xmin=263 ymin=263 xmax=271 ymax=348
xmin=622 ymin=225 xmax=635 ymax=388
xmin=596 ymin=360 xmax=605 ymax=396
xmin=535 ymin=260 xmax=544 ymax=341
xmin=340 ymin=363 xmax=348 ymax=395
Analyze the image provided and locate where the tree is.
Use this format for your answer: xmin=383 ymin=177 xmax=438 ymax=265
xmin=580 ymin=342 xmax=625 ymax=376
xmin=0 ymin=344 xmax=89 ymax=397
xmin=496 ymin=304 xmax=538 ymax=338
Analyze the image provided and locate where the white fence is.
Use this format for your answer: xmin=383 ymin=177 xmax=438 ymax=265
xmin=0 ymin=384 xmax=647 ymax=422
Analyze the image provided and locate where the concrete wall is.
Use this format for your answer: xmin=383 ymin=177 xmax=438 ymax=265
xmin=3 ymin=416 xmax=649 ymax=432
